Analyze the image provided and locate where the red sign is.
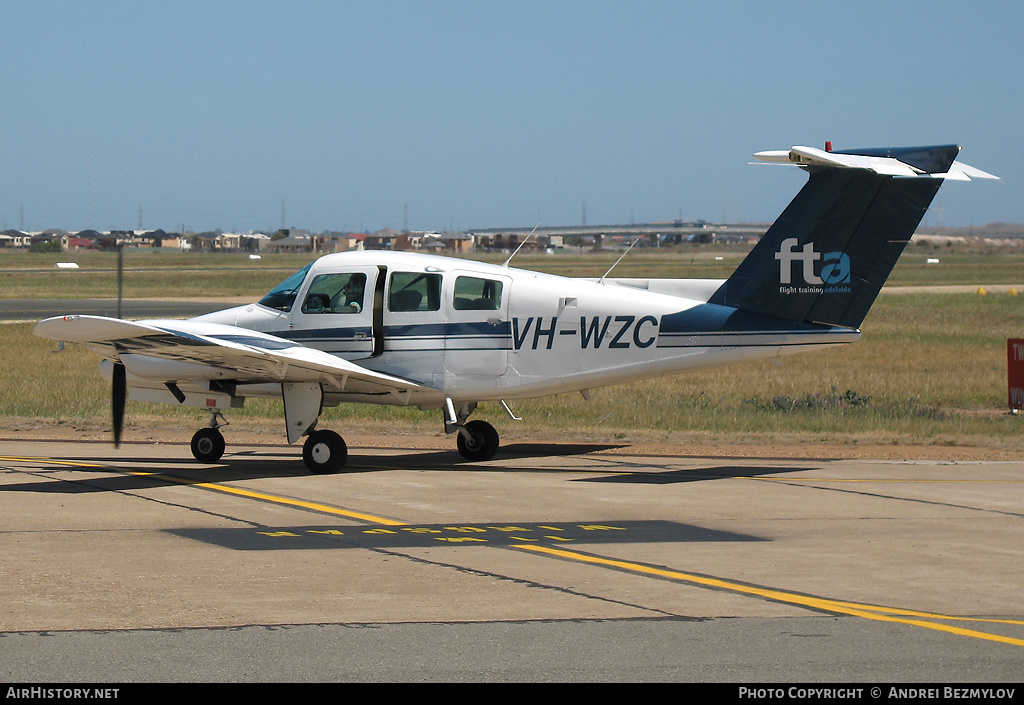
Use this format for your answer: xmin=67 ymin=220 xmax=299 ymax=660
xmin=1009 ymin=339 xmax=1024 ymax=410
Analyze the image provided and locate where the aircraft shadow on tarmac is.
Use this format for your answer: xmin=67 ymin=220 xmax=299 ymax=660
xmin=574 ymin=465 xmax=814 ymax=484
xmin=170 ymin=518 xmax=766 ymax=551
xmin=2 ymin=446 xmax=817 ymax=493
xmin=0 ymin=442 xmax=629 ymax=491
xmin=497 ymin=442 xmax=628 ymax=456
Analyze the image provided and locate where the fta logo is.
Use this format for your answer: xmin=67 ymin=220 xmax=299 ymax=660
xmin=775 ymin=237 xmax=850 ymax=285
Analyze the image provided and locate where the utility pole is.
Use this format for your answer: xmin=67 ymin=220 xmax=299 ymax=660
xmin=87 ymin=157 xmax=92 ymax=229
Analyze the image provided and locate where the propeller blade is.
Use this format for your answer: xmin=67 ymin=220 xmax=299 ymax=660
xmin=112 ymin=361 xmax=126 ymax=447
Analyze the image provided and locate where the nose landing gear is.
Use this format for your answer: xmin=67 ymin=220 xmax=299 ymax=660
xmin=445 ymin=398 xmax=500 ymax=462
xmin=455 ymin=419 xmax=500 ymax=462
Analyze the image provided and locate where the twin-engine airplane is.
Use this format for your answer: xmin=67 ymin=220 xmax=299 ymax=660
xmin=35 ymin=143 xmax=996 ymax=472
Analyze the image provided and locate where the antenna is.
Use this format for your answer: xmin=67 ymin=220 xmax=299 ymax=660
xmin=502 ymin=224 xmax=540 ymax=267
xmin=599 ymin=238 xmax=639 ymax=284
xmin=116 ymin=244 xmax=123 ymax=319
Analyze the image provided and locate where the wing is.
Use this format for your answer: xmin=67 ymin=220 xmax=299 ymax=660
xmin=34 ymin=315 xmax=431 ymax=397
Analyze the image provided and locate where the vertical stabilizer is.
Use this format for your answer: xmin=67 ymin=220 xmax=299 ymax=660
xmin=710 ymin=144 xmax=993 ymax=329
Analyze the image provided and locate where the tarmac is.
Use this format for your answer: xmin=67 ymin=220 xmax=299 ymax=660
xmin=1 ymin=434 xmax=1021 ymax=682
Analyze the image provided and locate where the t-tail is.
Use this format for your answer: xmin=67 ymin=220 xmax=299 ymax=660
xmin=709 ymin=144 xmax=998 ymax=329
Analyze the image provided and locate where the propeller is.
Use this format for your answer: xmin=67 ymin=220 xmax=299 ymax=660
xmin=112 ymin=361 xmax=126 ymax=447
xmin=112 ymin=244 xmax=125 ymax=447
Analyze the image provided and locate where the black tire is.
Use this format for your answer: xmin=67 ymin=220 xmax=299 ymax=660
xmin=191 ymin=427 xmax=225 ymax=462
xmin=302 ymin=429 xmax=348 ymax=474
xmin=456 ymin=420 xmax=500 ymax=462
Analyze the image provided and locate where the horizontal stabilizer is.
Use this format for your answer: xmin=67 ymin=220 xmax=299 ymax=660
xmin=754 ymin=145 xmax=998 ymax=181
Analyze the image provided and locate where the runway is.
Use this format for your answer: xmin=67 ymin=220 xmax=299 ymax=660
xmin=0 ymin=298 xmax=233 ymax=321
xmin=1 ymin=436 xmax=1021 ymax=682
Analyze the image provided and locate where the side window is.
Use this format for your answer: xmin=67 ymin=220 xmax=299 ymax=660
xmin=453 ymin=276 xmax=503 ymax=311
xmin=388 ymin=272 xmax=442 ymax=312
xmin=300 ymin=272 xmax=366 ymax=314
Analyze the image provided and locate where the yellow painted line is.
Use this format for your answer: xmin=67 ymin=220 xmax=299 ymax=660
xmin=515 ymin=545 xmax=1024 ymax=648
xmin=122 ymin=470 xmax=406 ymax=526
xmin=755 ymin=477 xmax=1024 ymax=484
xmin=4 ymin=455 xmax=406 ymax=525
xmin=0 ymin=456 xmax=104 ymax=468
xmin=809 ymin=598 xmax=1024 ymax=626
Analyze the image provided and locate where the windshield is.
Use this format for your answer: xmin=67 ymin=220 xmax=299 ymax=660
xmin=258 ymin=262 xmax=313 ymax=312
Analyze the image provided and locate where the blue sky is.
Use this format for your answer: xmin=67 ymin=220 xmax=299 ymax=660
xmin=1 ymin=1 xmax=1020 ymax=233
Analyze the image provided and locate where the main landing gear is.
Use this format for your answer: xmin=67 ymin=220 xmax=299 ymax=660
xmin=301 ymin=429 xmax=347 ymax=474
xmin=189 ymin=411 xmax=349 ymax=473
xmin=190 ymin=420 xmax=348 ymax=473
xmin=188 ymin=399 xmax=501 ymax=472
xmin=190 ymin=412 xmax=227 ymax=462
xmin=191 ymin=426 xmax=226 ymax=462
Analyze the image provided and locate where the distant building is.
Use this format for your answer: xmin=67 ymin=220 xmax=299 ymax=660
xmin=365 ymin=227 xmax=399 ymax=250
xmin=437 ymin=232 xmax=473 ymax=253
xmin=144 ymin=229 xmax=184 ymax=248
xmin=318 ymin=232 xmax=364 ymax=253
xmin=268 ymin=232 xmax=313 ymax=253
xmin=1 ymin=230 xmax=30 ymax=248
xmin=243 ymin=232 xmax=272 ymax=251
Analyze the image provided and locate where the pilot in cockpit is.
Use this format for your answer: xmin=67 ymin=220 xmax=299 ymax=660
xmin=334 ymin=275 xmax=364 ymax=313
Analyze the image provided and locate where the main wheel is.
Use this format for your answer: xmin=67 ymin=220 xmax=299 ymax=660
xmin=302 ymin=429 xmax=347 ymax=474
xmin=191 ymin=427 xmax=225 ymax=462
xmin=456 ymin=420 xmax=500 ymax=462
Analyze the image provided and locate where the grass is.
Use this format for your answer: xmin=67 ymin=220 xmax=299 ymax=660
xmin=2 ymin=246 xmax=1023 ymax=449
xmin=0 ymin=250 xmax=313 ymax=300
xmin=2 ymin=244 xmax=1023 ymax=298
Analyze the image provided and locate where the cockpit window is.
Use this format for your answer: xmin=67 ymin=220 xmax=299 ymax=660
xmin=388 ymin=271 xmax=442 ymax=312
xmin=258 ymin=263 xmax=313 ymax=312
xmin=301 ymin=273 xmax=366 ymax=314
xmin=453 ymin=276 xmax=503 ymax=310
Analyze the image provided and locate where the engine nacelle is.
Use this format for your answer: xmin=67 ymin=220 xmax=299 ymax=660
xmin=111 ymin=353 xmax=234 ymax=381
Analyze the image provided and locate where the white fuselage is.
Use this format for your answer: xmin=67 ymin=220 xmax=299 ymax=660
xmin=193 ymin=250 xmax=858 ymax=411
